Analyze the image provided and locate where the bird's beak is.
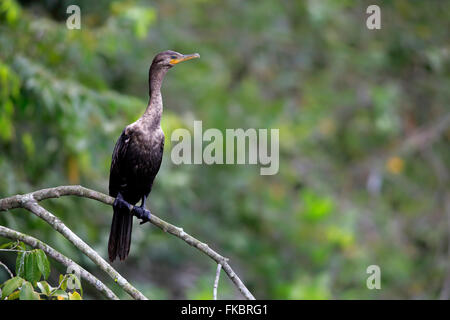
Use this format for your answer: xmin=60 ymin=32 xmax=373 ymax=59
xmin=170 ymin=53 xmax=200 ymax=65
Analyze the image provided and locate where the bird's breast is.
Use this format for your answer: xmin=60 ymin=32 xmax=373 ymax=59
xmin=127 ymin=127 xmax=164 ymax=172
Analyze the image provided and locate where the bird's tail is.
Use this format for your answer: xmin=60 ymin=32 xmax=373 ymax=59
xmin=108 ymin=203 xmax=133 ymax=262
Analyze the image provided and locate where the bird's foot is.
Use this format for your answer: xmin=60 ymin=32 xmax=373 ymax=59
xmin=113 ymin=196 xmax=130 ymax=212
xmin=132 ymin=206 xmax=152 ymax=224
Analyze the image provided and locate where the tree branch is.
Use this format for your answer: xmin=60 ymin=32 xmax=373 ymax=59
xmin=0 ymin=259 xmax=13 ymax=278
xmin=0 ymin=225 xmax=118 ymax=300
xmin=0 ymin=185 xmax=256 ymax=300
xmin=213 ymin=263 xmax=222 ymax=300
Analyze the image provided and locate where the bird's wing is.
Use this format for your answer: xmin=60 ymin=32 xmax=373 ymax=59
xmin=109 ymin=126 xmax=133 ymax=197
xmin=150 ymin=136 xmax=164 ymax=180
xmin=139 ymin=132 xmax=165 ymax=195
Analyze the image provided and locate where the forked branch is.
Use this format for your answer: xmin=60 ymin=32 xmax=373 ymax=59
xmin=0 ymin=185 xmax=255 ymax=300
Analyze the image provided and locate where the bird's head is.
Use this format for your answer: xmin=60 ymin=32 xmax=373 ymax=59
xmin=151 ymin=50 xmax=200 ymax=70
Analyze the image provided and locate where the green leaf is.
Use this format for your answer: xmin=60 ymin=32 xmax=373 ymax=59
xmin=35 ymin=249 xmax=50 ymax=280
xmin=1 ymin=276 xmax=24 ymax=299
xmin=7 ymin=290 xmax=20 ymax=300
xmin=68 ymin=291 xmax=82 ymax=300
xmin=37 ymin=281 xmax=52 ymax=296
xmin=0 ymin=241 xmax=14 ymax=249
xmin=59 ymin=274 xmax=67 ymax=291
xmin=24 ymin=250 xmax=41 ymax=284
xmin=15 ymin=251 xmax=26 ymax=278
xmin=19 ymin=281 xmax=40 ymax=300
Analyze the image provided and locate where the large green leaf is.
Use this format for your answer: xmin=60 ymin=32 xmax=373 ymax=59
xmin=1 ymin=276 xmax=24 ymax=299
xmin=35 ymin=249 xmax=50 ymax=280
xmin=24 ymin=250 xmax=41 ymax=284
xmin=19 ymin=281 xmax=40 ymax=300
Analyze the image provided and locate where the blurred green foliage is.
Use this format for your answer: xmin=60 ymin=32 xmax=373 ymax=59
xmin=0 ymin=0 xmax=449 ymax=299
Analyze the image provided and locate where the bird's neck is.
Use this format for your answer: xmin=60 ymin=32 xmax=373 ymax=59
xmin=143 ymin=65 xmax=167 ymax=127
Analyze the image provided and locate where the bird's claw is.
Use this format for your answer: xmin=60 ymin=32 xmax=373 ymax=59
xmin=132 ymin=206 xmax=152 ymax=224
xmin=113 ymin=196 xmax=130 ymax=211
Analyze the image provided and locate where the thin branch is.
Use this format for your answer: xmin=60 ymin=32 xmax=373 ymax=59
xmin=213 ymin=263 xmax=222 ymax=300
xmin=0 ymin=260 xmax=13 ymax=278
xmin=0 ymin=185 xmax=256 ymax=300
xmin=0 ymin=225 xmax=118 ymax=300
xmin=0 ymin=248 xmax=32 ymax=253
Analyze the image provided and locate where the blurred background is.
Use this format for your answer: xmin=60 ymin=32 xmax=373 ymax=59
xmin=0 ymin=0 xmax=449 ymax=299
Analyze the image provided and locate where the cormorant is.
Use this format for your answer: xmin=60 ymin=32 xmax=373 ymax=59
xmin=108 ymin=50 xmax=200 ymax=262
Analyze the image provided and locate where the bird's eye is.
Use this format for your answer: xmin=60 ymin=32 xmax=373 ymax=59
xmin=170 ymin=55 xmax=177 ymax=59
